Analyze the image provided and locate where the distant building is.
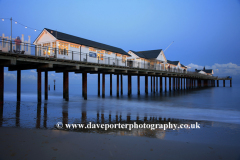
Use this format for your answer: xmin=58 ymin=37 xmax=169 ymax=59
xmin=167 ymin=60 xmax=187 ymax=72
xmin=33 ymin=28 xmax=130 ymax=66
xmin=195 ymin=67 xmax=214 ymax=76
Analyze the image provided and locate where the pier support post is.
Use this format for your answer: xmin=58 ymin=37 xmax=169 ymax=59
xmin=169 ymin=77 xmax=171 ymax=92
xmin=117 ymin=74 xmax=119 ymax=97
xmin=217 ymin=80 xmax=219 ymax=87
xmin=153 ymin=76 xmax=155 ymax=93
xmin=137 ymin=75 xmax=140 ymax=95
xmin=178 ymin=78 xmax=180 ymax=90
xmin=82 ymin=73 xmax=84 ymax=97
xmin=98 ymin=73 xmax=100 ymax=96
xmin=184 ymin=78 xmax=186 ymax=90
xmin=173 ymin=77 xmax=175 ymax=91
xmin=128 ymin=75 xmax=131 ymax=96
xmin=160 ymin=76 xmax=162 ymax=92
xmin=151 ymin=76 xmax=152 ymax=92
xmin=223 ymin=80 xmax=225 ymax=87
xmin=110 ymin=73 xmax=112 ymax=96
xmin=0 ymin=66 xmax=3 ymax=105
xmin=45 ymin=71 xmax=48 ymax=100
xmin=17 ymin=70 xmax=21 ymax=102
xmin=37 ymin=69 xmax=41 ymax=103
xmin=156 ymin=76 xmax=158 ymax=92
xmin=230 ymin=80 xmax=232 ymax=87
xmin=102 ymin=73 xmax=105 ymax=98
xmin=145 ymin=75 xmax=148 ymax=94
xmin=121 ymin=74 xmax=123 ymax=95
xmin=63 ymin=71 xmax=69 ymax=101
xmin=165 ymin=77 xmax=167 ymax=92
xmin=83 ymin=72 xmax=87 ymax=100
xmin=181 ymin=78 xmax=183 ymax=90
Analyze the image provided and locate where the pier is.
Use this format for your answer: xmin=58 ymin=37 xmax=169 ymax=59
xmin=0 ymin=50 xmax=232 ymax=104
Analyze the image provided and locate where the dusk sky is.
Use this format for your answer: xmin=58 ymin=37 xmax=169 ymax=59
xmin=1 ymin=0 xmax=240 ymax=85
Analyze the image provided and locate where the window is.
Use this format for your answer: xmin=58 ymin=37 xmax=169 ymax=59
xmin=89 ymin=47 xmax=96 ymax=52
xmin=89 ymin=52 xmax=97 ymax=58
xmin=70 ymin=44 xmax=79 ymax=48
xmin=122 ymin=56 xmax=126 ymax=63
xmin=58 ymin=42 xmax=68 ymax=55
xmin=97 ymin=53 xmax=103 ymax=60
xmin=43 ymin=43 xmax=50 ymax=55
xmin=105 ymin=51 xmax=112 ymax=55
xmin=97 ymin=50 xmax=104 ymax=54
xmin=116 ymin=53 xmax=122 ymax=57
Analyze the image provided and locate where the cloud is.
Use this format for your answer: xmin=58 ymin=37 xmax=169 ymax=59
xmin=187 ymin=62 xmax=240 ymax=76
xmin=22 ymin=75 xmax=37 ymax=80
xmin=30 ymin=70 xmax=36 ymax=73
xmin=4 ymin=72 xmax=16 ymax=80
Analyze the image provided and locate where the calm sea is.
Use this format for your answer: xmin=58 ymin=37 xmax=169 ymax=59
xmin=1 ymin=78 xmax=240 ymax=143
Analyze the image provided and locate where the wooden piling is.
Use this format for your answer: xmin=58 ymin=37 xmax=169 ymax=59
xmin=110 ymin=73 xmax=112 ymax=96
xmin=102 ymin=73 xmax=105 ymax=98
xmin=173 ymin=77 xmax=175 ymax=91
xmin=45 ymin=71 xmax=48 ymax=100
xmin=160 ymin=76 xmax=162 ymax=92
xmin=153 ymin=76 xmax=155 ymax=93
xmin=217 ymin=80 xmax=219 ymax=87
xmin=128 ymin=75 xmax=131 ymax=96
xmin=117 ymin=74 xmax=119 ymax=97
xmin=63 ymin=71 xmax=69 ymax=101
xmin=145 ymin=75 xmax=148 ymax=94
xmin=230 ymin=80 xmax=232 ymax=87
xmin=17 ymin=70 xmax=21 ymax=101
xmin=151 ymin=76 xmax=152 ymax=92
xmin=223 ymin=80 xmax=225 ymax=87
xmin=169 ymin=77 xmax=171 ymax=92
xmin=165 ymin=77 xmax=167 ymax=92
xmin=121 ymin=74 xmax=123 ymax=95
xmin=138 ymin=75 xmax=140 ymax=95
xmin=0 ymin=66 xmax=3 ymax=105
xmin=83 ymin=72 xmax=87 ymax=100
xmin=98 ymin=73 xmax=100 ymax=96
xmin=156 ymin=76 xmax=158 ymax=92
xmin=37 ymin=69 xmax=41 ymax=103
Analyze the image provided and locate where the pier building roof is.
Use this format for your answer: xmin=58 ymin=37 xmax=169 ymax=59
xmin=34 ymin=28 xmax=130 ymax=56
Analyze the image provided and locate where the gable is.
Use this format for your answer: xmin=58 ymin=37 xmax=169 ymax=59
xmin=34 ymin=29 xmax=56 ymax=44
xmin=156 ymin=50 xmax=167 ymax=62
xmin=128 ymin=51 xmax=140 ymax=58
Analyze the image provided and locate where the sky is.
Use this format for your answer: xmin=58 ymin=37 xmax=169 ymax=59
xmin=1 ymin=0 xmax=240 ymax=85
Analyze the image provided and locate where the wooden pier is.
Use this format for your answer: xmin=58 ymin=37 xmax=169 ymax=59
xmin=0 ymin=52 xmax=232 ymax=104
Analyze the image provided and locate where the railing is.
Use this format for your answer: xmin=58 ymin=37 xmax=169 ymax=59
xmin=0 ymin=38 xmax=214 ymax=78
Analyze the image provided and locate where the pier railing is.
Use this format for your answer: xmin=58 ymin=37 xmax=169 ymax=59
xmin=0 ymin=38 xmax=210 ymax=77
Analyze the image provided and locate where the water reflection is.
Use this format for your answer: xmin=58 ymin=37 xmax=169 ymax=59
xmin=16 ymin=102 xmax=20 ymax=127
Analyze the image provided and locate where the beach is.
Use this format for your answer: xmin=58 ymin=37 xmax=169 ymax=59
xmin=0 ymin=125 xmax=240 ymax=160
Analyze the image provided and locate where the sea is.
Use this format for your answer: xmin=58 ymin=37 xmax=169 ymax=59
xmin=1 ymin=77 xmax=240 ymax=145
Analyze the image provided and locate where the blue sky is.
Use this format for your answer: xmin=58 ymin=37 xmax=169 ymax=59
xmin=1 ymin=0 xmax=240 ymax=84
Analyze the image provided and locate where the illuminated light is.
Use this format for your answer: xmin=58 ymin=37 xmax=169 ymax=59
xmin=34 ymin=29 xmax=36 ymax=31
xmin=2 ymin=19 xmax=4 ymax=21
xmin=25 ymin=26 xmax=27 ymax=28
xmin=15 ymin=21 xmax=17 ymax=24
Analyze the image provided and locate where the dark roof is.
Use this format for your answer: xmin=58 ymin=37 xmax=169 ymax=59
xmin=167 ymin=60 xmax=179 ymax=66
xmin=181 ymin=64 xmax=187 ymax=68
xmin=130 ymin=49 xmax=162 ymax=59
xmin=42 ymin=28 xmax=130 ymax=56
xmin=195 ymin=69 xmax=213 ymax=74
